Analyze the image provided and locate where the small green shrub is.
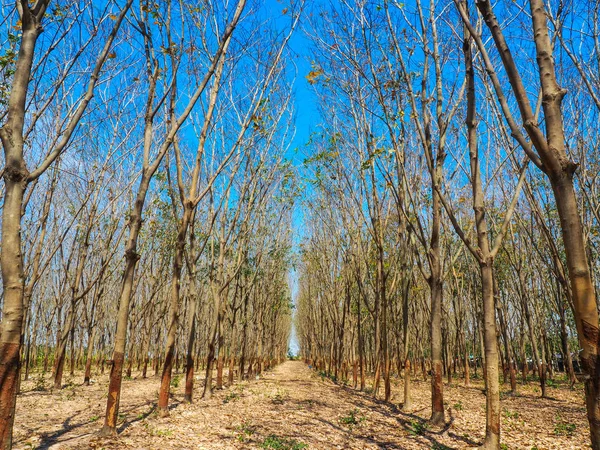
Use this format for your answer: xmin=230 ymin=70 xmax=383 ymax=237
xmin=317 ymin=370 xmax=337 ymax=383
xmin=554 ymin=420 xmax=576 ymax=436
xmin=270 ymin=388 xmax=288 ymax=404
xmin=408 ymin=420 xmax=428 ymax=436
xmin=339 ymin=409 xmax=364 ymax=426
xmin=170 ymin=375 xmax=180 ymax=388
xmin=154 ymin=428 xmax=173 ymax=437
xmin=260 ymin=435 xmax=308 ymax=450
xmin=235 ymin=421 xmax=255 ymax=443
xmin=271 ymin=393 xmax=285 ymax=404
xmin=453 ymin=401 xmax=463 ymax=411
xmin=223 ymin=392 xmax=239 ymax=404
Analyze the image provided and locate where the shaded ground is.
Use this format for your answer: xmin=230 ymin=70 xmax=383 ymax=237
xmin=14 ymin=361 xmax=587 ymax=449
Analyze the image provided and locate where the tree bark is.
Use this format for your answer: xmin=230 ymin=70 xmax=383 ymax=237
xmin=0 ymin=9 xmax=44 ymax=447
xmin=99 ymin=176 xmax=149 ymax=436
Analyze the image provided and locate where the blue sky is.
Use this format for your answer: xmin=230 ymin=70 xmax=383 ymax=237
xmin=262 ymin=0 xmax=321 ymax=355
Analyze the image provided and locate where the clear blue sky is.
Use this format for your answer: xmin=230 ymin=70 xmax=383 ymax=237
xmin=263 ymin=1 xmax=321 ymax=355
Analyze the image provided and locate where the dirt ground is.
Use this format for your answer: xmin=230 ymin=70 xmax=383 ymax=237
xmin=13 ymin=361 xmax=588 ymax=449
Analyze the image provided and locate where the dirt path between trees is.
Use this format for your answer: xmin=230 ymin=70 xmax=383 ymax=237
xmin=14 ymin=361 xmax=587 ymax=449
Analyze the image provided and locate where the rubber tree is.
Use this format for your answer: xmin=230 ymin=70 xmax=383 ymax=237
xmin=0 ymin=2 xmax=132 ymax=447
xmin=99 ymin=0 xmax=247 ymax=435
xmin=456 ymin=1 xmax=600 ymax=446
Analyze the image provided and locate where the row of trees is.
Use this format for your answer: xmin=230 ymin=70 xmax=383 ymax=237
xmin=296 ymin=1 xmax=600 ymax=449
xmin=0 ymin=1 xmax=301 ymax=448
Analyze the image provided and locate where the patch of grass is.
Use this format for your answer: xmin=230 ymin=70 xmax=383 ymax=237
xmin=270 ymin=388 xmax=288 ymax=404
xmin=546 ymin=378 xmax=558 ymax=388
xmin=500 ymin=444 xmax=509 ymax=450
xmin=504 ymin=409 xmax=519 ymax=419
xmin=272 ymin=393 xmax=285 ymax=404
xmin=408 ymin=419 xmax=428 ymax=436
xmin=453 ymin=401 xmax=463 ymax=411
xmin=154 ymin=428 xmax=173 ymax=437
xmin=339 ymin=408 xmax=365 ymax=427
xmin=317 ymin=370 xmax=337 ymax=383
xmin=339 ymin=409 xmax=359 ymax=425
xmin=260 ymin=434 xmax=307 ymax=450
xmin=89 ymin=415 xmax=100 ymax=422
xmin=554 ymin=418 xmax=576 ymax=436
xmin=223 ymin=391 xmax=239 ymax=404
xmin=235 ymin=421 xmax=255 ymax=443
xmin=170 ymin=374 xmax=180 ymax=388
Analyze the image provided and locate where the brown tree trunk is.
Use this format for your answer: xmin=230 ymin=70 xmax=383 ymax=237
xmin=184 ymin=280 xmax=198 ymax=403
xmin=429 ymin=173 xmax=445 ymax=426
xmin=496 ymin=282 xmax=517 ymax=394
xmin=559 ymin=297 xmax=577 ymax=385
xmin=84 ymin=327 xmax=97 ymax=385
xmin=480 ymin=263 xmax=501 ymax=449
xmin=464 ymin=340 xmax=470 ymax=387
xmin=54 ymin=301 xmax=75 ymax=390
xmin=202 ymin=304 xmax=222 ymax=399
xmin=462 ymin=1 xmax=600 ymax=445
xmin=216 ymin=355 xmax=224 ymax=389
xmin=0 ymin=2 xmax=130 ymax=443
xmin=99 ymin=176 xmax=149 ymax=436
xmin=429 ymin=273 xmax=445 ymax=425
xmin=158 ymin=208 xmax=191 ymax=416
xmin=0 ymin=14 xmax=44 ymax=447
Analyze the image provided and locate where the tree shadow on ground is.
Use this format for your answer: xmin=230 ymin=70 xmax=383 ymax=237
xmin=333 ymin=383 xmax=481 ymax=449
xmin=117 ymin=402 xmax=157 ymax=433
xmin=35 ymin=414 xmax=87 ymax=450
xmin=32 ymin=399 xmax=157 ymax=449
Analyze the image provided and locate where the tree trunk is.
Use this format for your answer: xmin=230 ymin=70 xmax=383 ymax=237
xmin=0 ymin=19 xmax=42 ymax=448
xmin=99 ymin=175 xmax=151 ymax=436
xmin=468 ymin=1 xmax=600 ymax=445
xmin=184 ymin=280 xmax=198 ymax=403
xmin=158 ymin=208 xmax=190 ymax=416
xmin=84 ymin=327 xmax=97 ymax=385
xmin=480 ymin=263 xmax=501 ymax=449
xmin=54 ymin=301 xmax=75 ymax=390
xmin=429 ymin=186 xmax=445 ymax=425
